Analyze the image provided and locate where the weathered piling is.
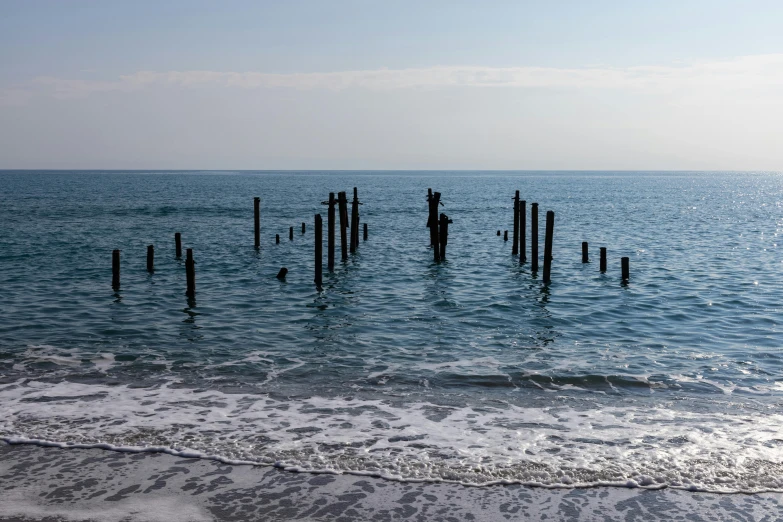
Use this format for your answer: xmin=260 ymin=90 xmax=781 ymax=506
xmin=338 ymin=192 xmax=348 ymax=261
xmin=289 ymin=226 xmax=294 ymax=241
xmin=622 ymin=257 xmax=630 ymax=282
xmin=277 ymin=267 xmax=288 ymax=280
xmin=363 ymin=222 xmax=368 ymax=241
xmin=175 ymin=232 xmax=182 ymax=258
xmin=112 ymin=249 xmax=120 ymax=289
xmin=314 ymin=214 xmax=323 ymax=288
xmin=531 ymin=203 xmax=539 ymax=271
xmin=543 ymin=210 xmax=555 ymax=284
xmin=582 ymin=242 xmax=589 ymax=263
xmin=497 ymin=230 xmax=501 ymax=236
xmin=439 ymin=213 xmax=450 ymax=260
xmin=276 ymin=234 xmax=280 ymax=244
xmin=254 ymin=197 xmax=260 ymax=249
xmin=504 ymin=230 xmax=508 ymax=241
xmin=328 ymin=193 xmax=336 ymax=271
xmin=350 ymin=187 xmax=359 ymax=253
xmin=428 ymin=189 xmax=438 ymax=247
xmin=600 ymin=247 xmax=607 ymax=272
xmin=301 ymin=222 xmax=306 ymax=235
xmin=520 ymin=200 xmax=526 ymax=263
xmin=185 ymin=248 xmax=195 ymax=297
xmin=147 ymin=245 xmax=154 ymax=273
xmin=432 ymin=192 xmax=442 ymax=262
xmin=512 ymin=191 xmax=519 ymax=255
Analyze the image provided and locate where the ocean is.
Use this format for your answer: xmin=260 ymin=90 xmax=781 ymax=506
xmin=1 ymin=170 xmax=782 ymax=494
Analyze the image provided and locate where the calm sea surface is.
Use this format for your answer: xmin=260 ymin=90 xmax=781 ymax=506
xmin=1 ymin=170 xmax=782 ymax=492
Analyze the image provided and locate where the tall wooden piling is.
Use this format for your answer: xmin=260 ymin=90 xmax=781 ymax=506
xmin=520 ymin=200 xmax=526 ymax=263
xmin=289 ymin=226 xmax=294 ymax=241
xmin=276 ymin=234 xmax=280 ymax=244
xmin=543 ymin=210 xmax=554 ymax=284
xmin=504 ymin=230 xmax=508 ymax=241
xmin=112 ymin=249 xmax=120 ymax=289
xmin=427 ymin=189 xmax=437 ymax=247
xmin=185 ymin=248 xmax=195 ymax=297
xmin=327 ymin=193 xmax=336 ymax=271
xmin=600 ymin=247 xmax=607 ymax=272
xmin=363 ymin=222 xmax=368 ymax=241
xmin=512 ymin=191 xmax=519 ymax=255
xmin=432 ymin=192 xmax=442 ymax=262
xmin=350 ymin=187 xmax=359 ymax=253
xmin=582 ymin=242 xmax=589 ymax=263
xmin=302 ymin=222 xmax=306 ymax=234
xmin=175 ymin=232 xmax=182 ymax=259
xmin=338 ymin=191 xmax=348 ymax=261
xmin=531 ymin=203 xmax=539 ymax=271
xmin=622 ymin=257 xmax=630 ymax=282
xmin=147 ymin=245 xmax=154 ymax=273
xmin=254 ymin=197 xmax=260 ymax=249
xmin=315 ymin=214 xmax=323 ymax=288
xmin=439 ymin=213 xmax=450 ymax=260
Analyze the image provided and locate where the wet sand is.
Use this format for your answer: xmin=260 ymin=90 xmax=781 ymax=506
xmin=1 ymin=441 xmax=781 ymax=521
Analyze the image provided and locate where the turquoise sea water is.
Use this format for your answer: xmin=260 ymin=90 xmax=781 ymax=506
xmin=1 ymin=170 xmax=782 ymax=492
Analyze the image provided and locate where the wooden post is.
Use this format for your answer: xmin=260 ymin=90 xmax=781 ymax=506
xmin=254 ymin=197 xmax=260 ymax=249
xmin=531 ymin=203 xmax=539 ymax=272
xmin=504 ymin=230 xmax=508 ymax=241
xmin=432 ymin=192 xmax=441 ymax=261
xmin=427 ymin=189 xmax=437 ymax=247
xmin=439 ymin=213 xmax=450 ymax=260
xmin=350 ymin=187 xmax=359 ymax=253
xmin=112 ymin=249 xmax=120 ymax=289
xmin=276 ymin=234 xmax=280 ymax=244
xmin=512 ymin=191 xmax=519 ymax=255
xmin=301 ymin=222 xmax=306 ymax=235
xmin=582 ymin=242 xmax=589 ymax=263
xmin=520 ymin=200 xmax=526 ymax=264
xmin=328 ymin=193 xmax=335 ymax=271
xmin=363 ymin=222 xmax=368 ymax=241
xmin=175 ymin=232 xmax=182 ymax=258
xmin=622 ymin=257 xmax=630 ymax=282
xmin=147 ymin=245 xmax=154 ymax=273
xmin=289 ymin=226 xmax=294 ymax=241
xmin=338 ymin=192 xmax=348 ymax=261
xmin=277 ymin=267 xmax=288 ymax=279
xmin=600 ymin=247 xmax=607 ymax=272
xmin=315 ymin=214 xmax=323 ymax=288
xmin=185 ymin=248 xmax=195 ymax=297
xmin=497 ymin=230 xmax=501 ymax=236
xmin=543 ymin=210 xmax=554 ymax=284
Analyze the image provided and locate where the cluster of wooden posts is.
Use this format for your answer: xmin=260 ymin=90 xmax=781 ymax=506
xmin=500 ymin=190 xmax=630 ymax=283
xmin=110 ymin=187 xmax=630 ymax=295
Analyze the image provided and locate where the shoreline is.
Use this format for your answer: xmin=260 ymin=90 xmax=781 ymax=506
xmin=1 ymin=442 xmax=782 ymax=521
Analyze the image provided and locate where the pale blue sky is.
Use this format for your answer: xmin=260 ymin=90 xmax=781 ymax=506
xmin=1 ymin=1 xmax=782 ymax=170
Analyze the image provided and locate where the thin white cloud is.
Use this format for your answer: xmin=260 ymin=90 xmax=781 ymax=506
xmin=13 ymin=54 xmax=783 ymax=101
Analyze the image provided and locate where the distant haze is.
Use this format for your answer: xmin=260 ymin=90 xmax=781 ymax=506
xmin=1 ymin=0 xmax=782 ymax=171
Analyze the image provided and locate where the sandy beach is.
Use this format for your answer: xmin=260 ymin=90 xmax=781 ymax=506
xmin=1 ymin=441 xmax=781 ymax=521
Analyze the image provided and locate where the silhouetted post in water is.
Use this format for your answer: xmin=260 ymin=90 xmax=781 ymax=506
xmin=338 ymin=192 xmax=348 ymax=261
xmin=504 ymin=230 xmax=508 ymax=241
xmin=276 ymin=234 xmax=280 ymax=244
xmin=531 ymin=203 xmax=539 ymax=272
xmin=543 ymin=210 xmax=555 ymax=284
xmin=432 ymin=192 xmax=442 ymax=261
xmin=112 ymin=250 xmax=120 ymax=289
xmin=175 ymin=233 xmax=182 ymax=258
xmin=314 ymin=214 xmax=323 ymax=288
xmin=363 ymin=222 xmax=368 ymax=241
xmin=147 ymin=245 xmax=154 ymax=273
xmin=289 ymin=226 xmax=294 ymax=241
xmin=185 ymin=248 xmax=195 ymax=297
xmin=512 ymin=191 xmax=519 ymax=255
xmin=600 ymin=247 xmax=607 ymax=272
xmin=350 ymin=187 xmax=359 ymax=253
xmin=277 ymin=267 xmax=288 ymax=280
xmin=427 ymin=189 xmax=437 ymax=247
xmin=582 ymin=242 xmax=589 ymax=263
xmin=622 ymin=257 xmax=630 ymax=282
xmin=520 ymin=200 xmax=526 ymax=264
xmin=254 ymin=197 xmax=260 ymax=249
xmin=327 ymin=193 xmax=336 ymax=271
xmin=439 ymin=213 xmax=451 ymax=260
xmin=497 ymin=230 xmax=501 ymax=236
xmin=301 ymin=222 xmax=306 ymax=235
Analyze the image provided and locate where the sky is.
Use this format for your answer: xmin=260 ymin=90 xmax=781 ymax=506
xmin=1 ymin=0 xmax=782 ymax=170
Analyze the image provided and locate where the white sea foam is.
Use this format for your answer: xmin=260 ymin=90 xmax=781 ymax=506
xmin=2 ymin=378 xmax=783 ymax=493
